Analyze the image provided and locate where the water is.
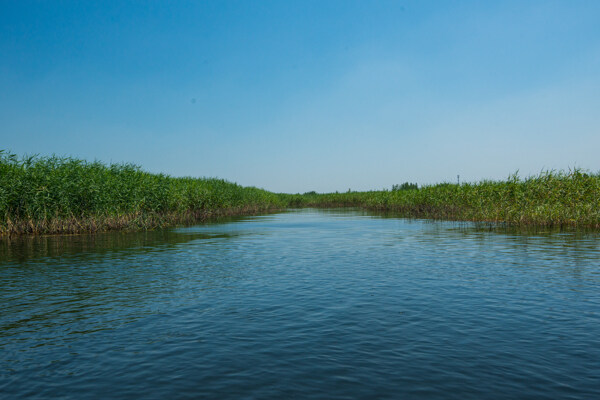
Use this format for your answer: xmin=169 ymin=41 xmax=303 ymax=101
xmin=1 ymin=209 xmax=599 ymax=399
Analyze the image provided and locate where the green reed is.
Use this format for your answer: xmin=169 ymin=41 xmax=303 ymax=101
xmin=0 ymin=151 xmax=284 ymax=234
xmin=2 ymin=151 xmax=599 ymax=234
xmin=283 ymin=170 xmax=600 ymax=228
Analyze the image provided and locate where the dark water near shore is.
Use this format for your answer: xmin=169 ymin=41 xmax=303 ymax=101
xmin=1 ymin=209 xmax=599 ymax=399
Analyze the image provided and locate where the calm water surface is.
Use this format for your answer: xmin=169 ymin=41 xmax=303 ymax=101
xmin=1 ymin=209 xmax=599 ymax=399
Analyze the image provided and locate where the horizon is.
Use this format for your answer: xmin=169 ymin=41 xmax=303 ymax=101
xmin=2 ymin=1 xmax=599 ymax=193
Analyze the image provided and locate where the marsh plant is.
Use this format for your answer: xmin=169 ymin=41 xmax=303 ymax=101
xmin=281 ymin=170 xmax=600 ymax=228
xmin=0 ymin=151 xmax=283 ymax=234
xmin=2 ymin=151 xmax=599 ymax=234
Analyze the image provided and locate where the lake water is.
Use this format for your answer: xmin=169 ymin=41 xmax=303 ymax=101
xmin=1 ymin=208 xmax=599 ymax=399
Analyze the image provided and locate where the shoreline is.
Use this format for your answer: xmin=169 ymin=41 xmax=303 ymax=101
xmin=0 ymin=206 xmax=284 ymax=236
xmin=3 ymin=203 xmax=599 ymax=237
xmin=2 ymin=153 xmax=599 ymax=236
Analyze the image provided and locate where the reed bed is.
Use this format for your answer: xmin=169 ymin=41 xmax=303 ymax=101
xmin=284 ymin=170 xmax=600 ymax=228
xmin=0 ymin=152 xmax=284 ymax=235
xmin=2 ymin=151 xmax=599 ymax=234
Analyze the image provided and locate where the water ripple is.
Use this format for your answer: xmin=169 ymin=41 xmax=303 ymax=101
xmin=1 ymin=209 xmax=599 ymax=399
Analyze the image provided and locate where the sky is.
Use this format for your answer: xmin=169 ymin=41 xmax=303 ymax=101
xmin=1 ymin=0 xmax=599 ymax=193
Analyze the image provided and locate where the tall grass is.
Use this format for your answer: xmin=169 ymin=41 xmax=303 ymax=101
xmin=284 ymin=170 xmax=600 ymax=228
xmin=2 ymin=151 xmax=599 ymax=234
xmin=0 ymin=151 xmax=284 ymax=235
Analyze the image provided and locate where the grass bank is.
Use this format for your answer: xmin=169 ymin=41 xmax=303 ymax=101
xmin=0 ymin=152 xmax=284 ymax=235
xmin=283 ymin=170 xmax=600 ymax=228
xmin=2 ymin=151 xmax=599 ymax=235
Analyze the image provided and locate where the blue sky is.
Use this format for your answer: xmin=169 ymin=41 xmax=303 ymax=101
xmin=1 ymin=1 xmax=599 ymax=193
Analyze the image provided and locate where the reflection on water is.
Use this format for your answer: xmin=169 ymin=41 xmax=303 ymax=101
xmin=1 ymin=209 xmax=599 ymax=399
xmin=0 ymin=226 xmax=247 ymax=350
xmin=0 ymin=216 xmax=248 ymax=263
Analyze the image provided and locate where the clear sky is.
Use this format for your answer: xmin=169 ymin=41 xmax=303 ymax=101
xmin=1 ymin=1 xmax=599 ymax=193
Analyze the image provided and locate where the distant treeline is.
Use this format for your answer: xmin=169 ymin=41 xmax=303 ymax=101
xmin=1 ymin=151 xmax=599 ymax=235
xmin=392 ymin=182 xmax=418 ymax=191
